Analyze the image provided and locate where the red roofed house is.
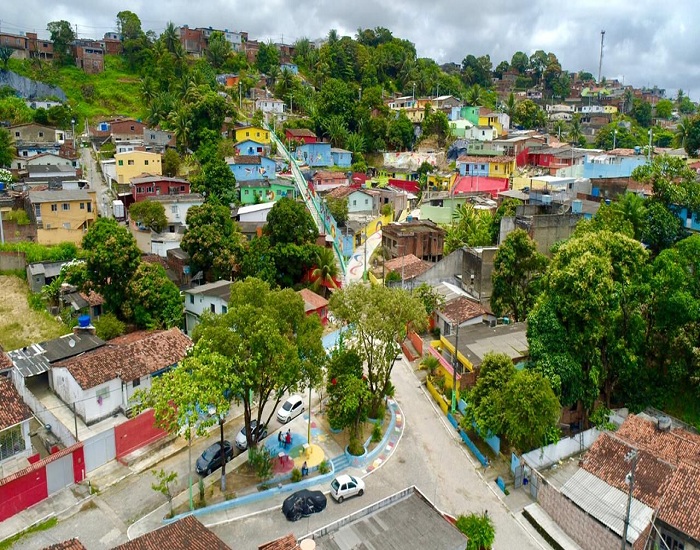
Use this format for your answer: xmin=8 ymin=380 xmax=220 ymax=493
xmin=380 ymin=254 xmax=432 ymax=285
xmin=534 ymin=414 xmax=700 ymax=550
xmin=42 ymin=540 xmax=88 ymax=550
xmin=435 ymin=296 xmax=489 ymax=334
xmin=130 ymin=175 xmax=191 ymax=202
xmin=298 ymin=288 xmax=329 ymax=325
xmin=49 ymin=329 xmax=192 ymax=425
xmin=312 ymin=171 xmax=350 ymax=192
xmin=285 ymin=128 xmax=318 ymax=145
xmin=0 ymin=376 xmax=32 ymax=464
xmin=113 ymin=515 xmax=231 ymax=550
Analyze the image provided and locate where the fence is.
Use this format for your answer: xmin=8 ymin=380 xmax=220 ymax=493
xmin=115 ymin=409 xmax=167 ymax=460
xmin=407 ymin=330 xmax=423 ymax=356
xmin=457 ymin=399 xmax=500 ymax=455
xmin=521 ymin=427 xmax=601 ymax=471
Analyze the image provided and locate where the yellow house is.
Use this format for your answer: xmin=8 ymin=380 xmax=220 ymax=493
xmin=233 ymin=125 xmax=270 ymax=144
xmin=487 ymin=156 xmax=516 ymax=179
xmin=114 ymin=151 xmax=162 ymax=184
xmin=29 ymin=189 xmax=97 ymax=245
xmin=603 ymin=105 xmax=618 ymax=114
xmin=477 ymin=108 xmax=503 ymax=136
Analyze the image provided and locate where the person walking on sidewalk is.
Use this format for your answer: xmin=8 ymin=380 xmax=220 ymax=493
xmin=278 ymin=431 xmax=283 ymax=448
xmin=285 ymin=430 xmax=292 ymax=449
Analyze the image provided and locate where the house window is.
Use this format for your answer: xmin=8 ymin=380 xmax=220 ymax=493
xmin=189 ymin=295 xmax=194 ymax=304
xmin=118 ymin=160 xmax=124 ymax=166
xmin=222 ymin=305 xmax=227 ymax=313
xmin=15 ymin=132 xmax=20 ymax=137
xmin=210 ymin=304 xmax=216 ymax=313
xmin=171 ymin=206 xmax=178 ymax=213
xmin=130 ymin=126 xmax=135 ymax=131
xmin=63 ymin=223 xmax=71 ymax=229
xmin=38 ymin=132 xmax=44 ymax=137
xmin=132 ymin=378 xmax=140 ymax=388
xmin=87 ymin=202 xmax=92 ymax=212
xmin=80 ymin=202 xmax=85 ymax=209
xmin=661 ymin=532 xmax=685 ymax=550
xmin=0 ymin=425 xmax=26 ymax=461
xmin=494 ymin=165 xmax=498 ymax=171
xmin=128 ymin=160 xmax=134 ymax=166
xmin=51 ymin=204 xmax=58 ymax=212
xmin=144 ymin=160 xmax=149 ymax=166
xmin=244 ymin=190 xmax=249 ymax=195
xmin=34 ymin=205 xmax=41 ymax=216
xmin=62 ymin=203 xmax=70 ymax=211
xmin=352 ymin=200 xmax=356 ymax=206
xmin=181 ymin=186 xmax=185 ymax=191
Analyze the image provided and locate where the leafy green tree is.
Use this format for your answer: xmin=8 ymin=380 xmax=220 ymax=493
xmin=490 ymin=229 xmax=548 ymax=322
xmin=468 ymin=352 xmax=516 ymax=437
xmin=528 ymin=231 xmax=650 ymax=415
xmin=93 ymin=313 xmax=126 ymax=341
xmin=386 ymin=111 xmax=414 ymax=150
xmin=421 ymin=109 xmax=450 ymax=147
xmin=414 ymin=282 xmax=445 ymax=317
xmin=311 ymin=247 xmax=339 ymax=298
xmin=162 ymin=149 xmax=181 ymax=177
xmin=456 ymin=512 xmax=495 ymax=550
xmin=641 ymin=200 xmax=686 ymax=255
xmin=632 ymin=155 xmax=700 ymax=212
xmin=116 ymin=10 xmax=150 ymax=69
xmin=490 ymin=198 xmax=521 ymax=243
xmin=0 ymin=46 xmax=13 ymax=69
xmin=82 ymin=218 xmax=142 ymax=314
xmin=512 ymin=99 xmax=546 ymax=129
xmin=151 ymin=469 xmax=178 ymax=517
xmin=322 ymin=115 xmax=349 ymax=148
xmin=206 ymin=31 xmax=232 ymax=69
xmin=528 ymin=50 xmax=548 ymax=83
xmin=190 ymin=157 xmax=237 ymax=204
xmin=124 ymin=263 xmax=183 ymax=329
xmin=630 ymin=99 xmax=653 ymax=128
xmin=181 ymin=203 xmax=244 ymax=281
xmin=682 ymin=115 xmax=700 ymax=157
xmin=444 ymin=204 xmax=493 ymax=253
xmin=265 ymin=197 xmax=319 ymax=246
xmin=502 ymin=369 xmax=560 ymax=451
xmin=193 ymin=278 xmax=325 ymax=448
xmin=47 ymin=20 xmax=75 ymax=66
xmin=256 ymin=41 xmax=280 ymax=75
xmin=238 ymin=236 xmax=277 ymax=285
xmin=465 ymin=84 xmax=485 ymax=106
xmin=129 ymin=200 xmax=167 ymax=233
xmin=330 ymin=284 xmax=426 ymax=416
xmin=0 ymin=128 xmax=14 ymax=167
xmin=655 ymin=99 xmax=674 ymax=120
xmin=510 ymin=51 xmax=529 ymax=74
xmin=326 ymin=197 xmax=348 ymax=225
xmin=461 ymin=54 xmax=492 ymax=87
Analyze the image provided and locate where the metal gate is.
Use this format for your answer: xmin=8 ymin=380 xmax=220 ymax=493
xmin=46 ymin=453 xmax=74 ymax=495
xmin=514 ymin=464 xmax=524 ymax=489
xmin=83 ymin=428 xmax=116 ymax=473
xmin=529 ymin=471 xmax=540 ymax=499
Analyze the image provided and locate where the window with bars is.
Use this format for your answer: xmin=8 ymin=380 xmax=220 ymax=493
xmin=0 ymin=425 xmax=26 ymax=461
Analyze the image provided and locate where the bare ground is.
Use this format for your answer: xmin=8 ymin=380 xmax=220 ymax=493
xmin=0 ymin=275 xmax=66 ymax=351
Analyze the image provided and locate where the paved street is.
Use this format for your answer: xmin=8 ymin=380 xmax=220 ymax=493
xmin=80 ymin=147 xmax=112 ymax=218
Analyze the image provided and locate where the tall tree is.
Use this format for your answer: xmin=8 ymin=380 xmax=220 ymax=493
xmin=265 ymin=197 xmax=319 ymax=246
xmin=124 ymin=263 xmax=183 ymax=329
xmin=81 ymin=218 xmax=142 ymax=314
xmin=310 ymin=247 xmax=339 ymax=298
xmin=510 ymin=51 xmax=529 ymax=74
xmin=329 ymin=284 xmax=426 ymax=416
xmin=0 ymin=128 xmax=14 ymax=167
xmin=490 ymin=229 xmax=548 ymax=322
xmin=205 ymin=31 xmax=232 ymax=69
xmin=256 ymin=41 xmax=280 ymax=74
xmin=47 ymin=20 xmax=75 ymax=66
xmin=180 ymin=203 xmax=244 ymax=281
xmin=193 ymin=278 xmax=325 ymax=448
xmin=128 ymin=200 xmax=167 ymax=233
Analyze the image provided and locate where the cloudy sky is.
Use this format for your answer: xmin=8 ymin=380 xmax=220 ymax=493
xmin=3 ymin=0 xmax=699 ymax=98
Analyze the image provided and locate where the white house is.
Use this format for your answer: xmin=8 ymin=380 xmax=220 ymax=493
xmin=148 ymin=193 xmax=204 ymax=233
xmin=235 ymin=202 xmax=274 ymax=223
xmin=255 ymin=98 xmax=285 ymax=115
xmin=0 ymin=376 xmax=32 ymax=465
xmin=184 ymin=280 xmax=233 ymax=335
xmin=49 ymin=328 xmax=191 ymax=425
xmin=466 ymin=125 xmax=498 ymax=142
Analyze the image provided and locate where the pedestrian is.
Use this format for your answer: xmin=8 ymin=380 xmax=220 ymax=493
xmin=278 ymin=431 xmax=283 ymax=448
xmin=285 ymin=430 xmax=292 ymax=449
xmin=301 ymin=461 xmax=308 ymax=477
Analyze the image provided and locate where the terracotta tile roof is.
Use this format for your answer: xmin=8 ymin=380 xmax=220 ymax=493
xmin=258 ymin=533 xmax=301 ymax=550
xmin=0 ymin=376 xmax=31 ymax=430
xmin=113 ymin=515 xmax=231 ymax=550
xmin=313 ymin=171 xmax=348 ymax=181
xmin=657 ymin=463 xmax=700 ymax=542
xmin=615 ymin=414 xmax=700 ymax=466
xmin=297 ymin=288 xmax=328 ymax=312
xmin=439 ymin=297 xmax=486 ymax=325
xmin=52 ymin=329 xmax=192 ymax=389
xmin=581 ymin=432 xmax=674 ymax=508
xmin=43 ymin=539 xmax=88 ymax=550
xmin=324 ymin=186 xmax=354 ymax=200
xmin=286 ymin=128 xmax=317 ymax=138
xmin=383 ymin=254 xmax=432 ymax=280
xmin=79 ymin=290 xmax=104 ymax=307
xmin=0 ymin=351 xmax=12 ymax=371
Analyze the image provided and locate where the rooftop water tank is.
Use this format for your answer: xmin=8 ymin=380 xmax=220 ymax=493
xmin=572 ymin=199 xmax=583 ymax=214
xmin=541 ymin=194 xmax=552 ymax=205
xmin=78 ymin=315 xmax=91 ymax=328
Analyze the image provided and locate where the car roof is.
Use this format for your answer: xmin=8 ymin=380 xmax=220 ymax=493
xmin=286 ymin=394 xmax=303 ymax=403
xmin=334 ymin=474 xmax=354 ymax=484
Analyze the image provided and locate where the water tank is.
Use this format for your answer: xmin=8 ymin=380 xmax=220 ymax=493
xmin=541 ymin=194 xmax=552 ymax=205
xmin=657 ymin=416 xmax=672 ymax=432
xmin=572 ymin=199 xmax=583 ymax=214
xmin=0 ymin=182 xmax=5 ymax=191
xmin=634 ymin=146 xmax=641 ymax=155
xmin=78 ymin=315 xmax=91 ymax=328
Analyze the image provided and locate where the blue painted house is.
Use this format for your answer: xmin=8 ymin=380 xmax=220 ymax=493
xmin=582 ymin=151 xmax=648 ymax=179
xmin=280 ymin=63 xmax=299 ymax=75
xmin=676 ymin=207 xmax=700 ymax=232
xmin=457 ymin=156 xmax=490 ymax=177
xmin=331 ymin=148 xmax=352 ymax=168
xmin=234 ymin=139 xmax=271 ymax=157
xmin=228 ymin=155 xmax=276 ymax=182
xmin=295 ymin=142 xmax=332 ymax=167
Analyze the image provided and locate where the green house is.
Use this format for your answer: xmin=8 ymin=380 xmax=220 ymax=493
xmin=239 ymin=179 xmax=298 ymax=205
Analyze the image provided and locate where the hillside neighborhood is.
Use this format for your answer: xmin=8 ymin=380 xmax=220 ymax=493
xmin=0 ymin=10 xmax=700 ymax=550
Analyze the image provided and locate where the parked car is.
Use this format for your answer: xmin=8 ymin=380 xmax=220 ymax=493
xmin=330 ymin=474 xmax=365 ymax=503
xmin=282 ymin=489 xmax=327 ymax=521
xmin=234 ymin=419 xmax=268 ymax=450
xmin=277 ymin=394 xmax=305 ymax=423
xmin=195 ymin=441 xmax=233 ymax=476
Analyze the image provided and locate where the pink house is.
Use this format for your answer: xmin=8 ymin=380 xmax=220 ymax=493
xmin=297 ymin=289 xmax=329 ymax=325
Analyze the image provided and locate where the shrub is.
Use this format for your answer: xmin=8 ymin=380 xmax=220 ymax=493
xmin=318 ymin=459 xmax=330 ymax=475
xmin=348 ymin=437 xmax=365 ymax=456
xmin=27 ymin=292 xmax=45 ymax=311
xmin=420 ymin=355 xmax=440 ymax=375
xmin=456 ymin=512 xmax=495 ymax=550
xmin=94 ymin=313 xmax=126 ymax=341
xmin=290 ymin=468 xmax=302 ymax=483
xmin=371 ymin=421 xmax=382 ymax=443
xmin=4 ymin=209 xmax=30 ymax=225
xmin=249 ymin=446 xmax=273 ymax=481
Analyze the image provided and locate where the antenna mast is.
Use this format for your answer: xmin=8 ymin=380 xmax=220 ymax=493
xmin=598 ymin=30 xmax=605 ymax=84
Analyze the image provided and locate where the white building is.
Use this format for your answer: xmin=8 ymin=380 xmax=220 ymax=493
xmin=184 ymin=280 xmax=233 ymax=334
xmin=148 ymin=193 xmax=205 ymax=233
xmin=255 ymin=98 xmax=285 ymax=115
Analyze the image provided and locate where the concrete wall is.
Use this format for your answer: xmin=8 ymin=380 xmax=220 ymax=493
xmin=412 ymin=248 xmax=464 ymax=287
xmin=536 ymin=473 xmax=630 ymax=550
xmin=1 ymin=219 xmax=37 ymax=244
xmin=462 ymin=247 xmax=497 ymax=304
xmin=51 ymin=367 xmax=122 ymax=425
xmin=0 ymin=250 xmax=27 ymax=272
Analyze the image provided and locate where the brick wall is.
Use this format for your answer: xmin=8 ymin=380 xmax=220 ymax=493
xmin=1 ymin=220 xmax=37 ymax=243
xmin=536 ymin=472 xmax=631 ymax=550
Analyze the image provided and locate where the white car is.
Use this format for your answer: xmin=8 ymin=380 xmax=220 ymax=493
xmin=330 ymin=474 xmax=365 ymax=503
xmin=277 ymin=395 xmax=305 ymax=424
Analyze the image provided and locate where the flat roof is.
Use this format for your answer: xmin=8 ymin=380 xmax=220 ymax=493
xmin=186 ymin=280 xmax=233 ymax=300
xmin=29 ymin=190 xmax=94 ymax=203
xmin=443 ymin=322 xmax=528 ymax=368
xmin=308 ymin=487 xmax=467 ymax=550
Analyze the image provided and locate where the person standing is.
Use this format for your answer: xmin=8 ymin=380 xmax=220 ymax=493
xmin=278 ymin=431 xmax=283 ymax=448
xmin=285 ymin=430 xmax=292 ymax=449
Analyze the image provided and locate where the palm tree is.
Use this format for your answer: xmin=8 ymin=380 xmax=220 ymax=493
xmin=610 ymin=192 xmax=647 ymax=240
xmin=345 ymin=133 xmax=365 ymax=155
xmin=674 ymin=116 xmax=692 ymax=148
xmin=568 ymin=114 xmax=583 ymax=145
xmin=623 ymin=89 xmax=634 ymax=114
xmin=322 ymin=116 xmax=349 ymax=148
xmin=161 ymin=22 xmax=179 ymax=55
xmin=311 ymin=248 xmax=339 ymax=298
xmin=465 ymin=84 xmax=484 ymax=106
xmin=168 ymin=108 xmax=192 ymax=152
xmin=552 ymin=120 xmax=568 ymax=141
xmin=504 ymin=93 xmax=517 ymax=127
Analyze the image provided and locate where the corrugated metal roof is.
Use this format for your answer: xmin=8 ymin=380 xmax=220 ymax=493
xmin=561 ymin=469 xmax=653 ymax=543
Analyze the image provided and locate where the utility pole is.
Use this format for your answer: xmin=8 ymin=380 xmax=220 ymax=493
xmin=598 ymin=30 xmax=605 ymax=84
xmin=621 ymin=449 xmax=638 ymax=550
xmin=451 ymin=323 xmax=460 ymax=413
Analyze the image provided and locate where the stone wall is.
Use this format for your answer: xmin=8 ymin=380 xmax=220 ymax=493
xmin=536 ymin=472 xmax=631 ymax=550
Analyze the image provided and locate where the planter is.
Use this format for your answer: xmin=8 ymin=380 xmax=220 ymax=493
xmin=345 ymin=444 xmax=367 ymax=467
xmin=329 ymin=426 xmax=343 ymax=434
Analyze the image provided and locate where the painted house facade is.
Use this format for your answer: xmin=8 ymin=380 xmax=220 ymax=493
xmin=228 ymin=155 xmax=276 ymax=182
xmin=238 ymin=180 xmax=296 ymax=205
xmin=295 ymin=142 xmax=332 ymax=167
xmin=297 ymin=288 xmax=329 ymax=325
xmin=147 ymin=194 xmax=204 ymax=233
xmin=29 ymin=189 xmax=97 ymax=245
xmin=234 ymin=139 xmax=271 ymax=157
xmin=330 ymin=148 xmax=352 ymax=167
xmin=130 ymin=176 xmax=191 ymax=202
xmin=457 ymin=155 xmax=516 ymax=179
xmin=115 ymin=151 xmax=162 ymax=184
xmin=50 ymin=329 xmax=191 ymax=424
xmin=232 ymin=125 xmax=270 ymax=144
xmin=285 ymin=128 xmax=318 ymax=144
xmin=184 ymin=280 xmax=233 ymax=335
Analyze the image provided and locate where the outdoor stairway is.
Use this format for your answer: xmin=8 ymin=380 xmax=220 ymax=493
xmin=330 ymin=453 xmax=351 ymax=473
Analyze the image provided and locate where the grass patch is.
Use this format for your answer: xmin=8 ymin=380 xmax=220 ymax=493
xmin=663 ymin=389 xmax=700 ymax=431
xmin=0 ymin=516 xmax=58 ymax=550
xmin=0 ymin=275 xmax=66 ymax=350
